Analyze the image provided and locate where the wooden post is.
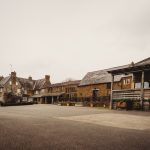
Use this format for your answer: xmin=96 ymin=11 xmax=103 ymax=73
xmin=52 ymin=96 xmax=54 ymax=104
xmin=40 ymin=97 xmax=43 ymax=104
xmin=110 ymin=74 xmax=114 ymax=109
xmin=141 ymin=71 xmax=144 ymax=110
xmin=45 ymin=97 xmax=47 ymax=104
xmin=57 ymin=96 xmax=59 ymax=103
xmin=131 ymin=74 xmax=135 ymax=89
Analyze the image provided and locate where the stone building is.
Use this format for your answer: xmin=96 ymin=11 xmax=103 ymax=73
xmin=0 ymin=72 xmax=22 ymax=97
xmin=0 ymin=72 xmax=51 ymax=102
xmin=0 ymin=71 xmax=80 ymax=104
xmin=37 ymin=80 xmax=81 ymax=104
xmin=29 ymin=75 xmax=51 ymax=103
xmin=78 ymin=69 xmax=132 ymax=99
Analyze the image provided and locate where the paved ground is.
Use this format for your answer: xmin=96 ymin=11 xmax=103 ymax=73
xmin=0 ymin=104 xmax=150 ymax=150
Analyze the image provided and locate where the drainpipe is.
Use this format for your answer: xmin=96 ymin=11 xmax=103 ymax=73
xmin=141 ymin=71 xmax=144 ymax=111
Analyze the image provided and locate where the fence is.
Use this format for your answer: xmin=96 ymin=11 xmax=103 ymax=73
xmin=58 ymin=96 xmax=110 ymax=107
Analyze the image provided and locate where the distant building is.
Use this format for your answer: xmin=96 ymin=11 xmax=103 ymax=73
xmin=0 ymin=72 xmax=51 ymax=102
xmin=36 ymin=80 xmax=80 ymax=104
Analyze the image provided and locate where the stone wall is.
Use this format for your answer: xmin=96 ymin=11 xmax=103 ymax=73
xmin=77 ymin=83 xmax=110 ymax=97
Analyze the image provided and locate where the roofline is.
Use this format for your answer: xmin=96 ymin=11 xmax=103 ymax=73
xmin=50 ymin=80 xmax=81 ymax=87
xmin=0 ymin=76 xmax=11 ymax=86
xmin=79 ymin=82 xmax=111 ymax=87
xmin=108 ymin=64 xmax=150 ymax=75
xmin=135 ymin=57 xmax=150 ymax=65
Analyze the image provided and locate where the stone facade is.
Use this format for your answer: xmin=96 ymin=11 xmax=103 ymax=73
xmin=0 ymin=72 xmax=22 ymax=97
xmin=78 ymin=83 xmax=111 ymax=97
xmin=78 ymin=68 xmax=132 ymax=99
xmin=0 ymin=72 xmax=51 ymax=102
xmin=49 ymin=80 xmax=80 ymax=99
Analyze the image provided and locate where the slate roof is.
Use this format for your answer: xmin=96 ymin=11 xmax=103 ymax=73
xmin=18 ymin=77 xmax=51 ymax=90
xmin=108 ymin=57 xmax=150 ymax=74
xmin=51 ymin=80 xmax=81 ymax=87
xmin=17 ymin=77 xmax=35 ymax=90
xmin=62 ymin=80 xmax=81 ymax=86
xmin=50 ymin=82 xmax=62 ymax=87
xmin=135 ymin=57 xmax=150 ymax=67
xmin=0 ymin=76 xmax=11 ymax=87
xmin=33 ymin=79 xmax=45 ymax=89
xmin=106 ymin=64 xmax=130 ymax=72
xmin=79 ymin=70 xmax=125 ymax=86
xmin=0 ymin=76 xmax=3 ymax=81
xmin=33 ymin=79 xmax=51 ymax=89
xmin=0 ymin=75 xmax=51 ymax=90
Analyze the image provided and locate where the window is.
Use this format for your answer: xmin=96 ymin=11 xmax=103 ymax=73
xmin=24 ymin=90 xmax=27 ymax=94
xmin=17 ymin=89 xmax=21 ymax=94
xmin=92 ymin=88 xmax=99 ymax=98
xmin=123 ymin=79 xmax=131 ymax=85
xmin=35 ymin=90 xmax=39 ymax=94
xmin=65 ymin=88 xmax=68 ymax=93
xmin=144 ymin=82 xmax=149 ymax=88
xmin=135 ymin=83 xmax=141 ymax=89
xmin=0 ymin=88 xmax=3 ymax=92
xmin=80 ymin=93 xmax=82 ymax=96
xmin=107 ymin=83 xmax=111 ymax=89
xmin=59 ymin=87 xmax=62 ymax=92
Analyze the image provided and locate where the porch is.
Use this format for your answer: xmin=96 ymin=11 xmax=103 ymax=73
xmin=112 ymin=88 xmax=150 ymax=100
xmin=31 ymin=92 xmax=65 ymax=104
xmin=112 ymin=89 xmax=150 ymax=111
xmin=108 ymin=58 xmax=150 ymax=111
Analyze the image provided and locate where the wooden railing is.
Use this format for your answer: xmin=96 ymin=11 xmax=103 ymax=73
xmin=144 ymin=89 xmax=150 ymax=99
xmin=112 ymin=89 xmax=150 ymax=100
xmin=112 ymin=89 xmax=141 ymax=100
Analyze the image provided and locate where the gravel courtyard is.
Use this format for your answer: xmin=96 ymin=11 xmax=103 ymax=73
xmin=0 ymin=104 xmax=150 ymax=150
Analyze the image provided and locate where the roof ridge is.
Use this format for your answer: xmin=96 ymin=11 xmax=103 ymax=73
xmin=135 ymin=57 xmax=150 ymax=65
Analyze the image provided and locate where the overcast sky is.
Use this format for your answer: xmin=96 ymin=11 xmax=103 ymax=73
xmin=0 ymin=0 xmax=150 ymax=83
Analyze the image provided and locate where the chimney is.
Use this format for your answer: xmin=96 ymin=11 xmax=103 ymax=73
xmin=45 ymin=75 xmax=50 ymax=82
xmin=11 ymin=71 xmax=16 ymax=77
xmin=11 ymin=71 xmax=16 ymax=84
xmin=28 ymin=76 xmax=32 ymax=81
xmin=10 ymin=71 xmax=17 ymax=93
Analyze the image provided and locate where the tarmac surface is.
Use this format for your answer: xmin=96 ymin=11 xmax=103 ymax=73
xmin=0 ymin=104 xmax=150 ymax=150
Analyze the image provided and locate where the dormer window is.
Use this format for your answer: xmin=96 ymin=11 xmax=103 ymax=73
xmin=123 ymin=79 xmax=131 ymax=85
xmin=35 ymin=90 xmax=39 ymax=94
xmin=0 ymin=88 xmax=3 ymax=92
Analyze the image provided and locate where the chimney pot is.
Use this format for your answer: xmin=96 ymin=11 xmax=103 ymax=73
xmin=28 ymin=76 xmax=32 ymax=81
xmin=11 ymin=71 xmax=16 ymax=77
xmin=45 ymin=75 xmax=50 ymax=81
